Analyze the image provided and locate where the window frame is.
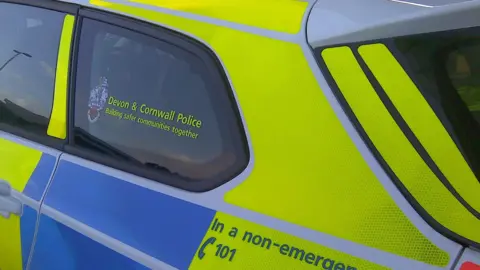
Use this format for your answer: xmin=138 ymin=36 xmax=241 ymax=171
xmin=65 ymin=8 xmax=250 ymax=192
xmin=0 ymin=0 xmax=78 ymax=14
xmin=0 ymin=0 xmax=78 ymax=149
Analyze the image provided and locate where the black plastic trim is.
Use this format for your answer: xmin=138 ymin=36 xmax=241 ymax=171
xmin=67 ymin=8 xmax=83 ymax=147
xmin=0 ymin=0 xmax=78 ymax=14
xmin=65 ymin=8 xmax=250 ymax=192
xmin=313 ymin=46 xmax=480 ymax=248
xmin=0 ymin=124 xmax=64 ymax=150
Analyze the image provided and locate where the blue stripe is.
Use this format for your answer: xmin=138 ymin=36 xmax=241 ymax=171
xmin=42 ymin=160 xmax=216 ymax=269
xmin=30 ymin=215 xmax=148 ymax=270
xmin=20 ymin=206 xmax=38 ymax=269
xmin=23 ymin=154 xmax=57 ymax=201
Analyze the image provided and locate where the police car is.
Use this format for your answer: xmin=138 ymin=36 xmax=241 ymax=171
xmin=0 ymin=0 xmax=479 ymax=269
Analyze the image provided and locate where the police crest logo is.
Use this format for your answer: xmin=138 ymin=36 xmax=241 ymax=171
xmin=88 ymin=76 xmax=109 ymax=123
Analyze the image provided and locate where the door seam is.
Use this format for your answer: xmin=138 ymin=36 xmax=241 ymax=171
xmin=25 ymin=153 xmax=63 ymax=270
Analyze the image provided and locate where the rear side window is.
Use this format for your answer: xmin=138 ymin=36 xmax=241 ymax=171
xmin=393 ymin=29 xmax=480 ymax=179
xmin=0 ymin=3 xmax=64 ymax=137
xmin=446 ymin=43 xmax=480 ymax=114
xmin=73 ymin=18 xmax=248 ymax=189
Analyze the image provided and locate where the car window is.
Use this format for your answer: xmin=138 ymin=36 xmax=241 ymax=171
xmin=73 ymin=18 xmax=248 ymax=185
xmin=446 ymin=43 xmax=480 ymax=116
xmin=394 ymin=32 xmax=480 ymax=180
xmin=0 ymin=3 xmax=65 ymax=137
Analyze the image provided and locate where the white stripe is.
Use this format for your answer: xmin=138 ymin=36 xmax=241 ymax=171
xmin=0 ymin=130 xmax=62 ymax=157
xmin=40 ymin=205 xmax=177 ymax=270
xmin=389 ymin=0 xmax=434 ymax=8
xmin=13 ymin=191 xmax=40 ymax=210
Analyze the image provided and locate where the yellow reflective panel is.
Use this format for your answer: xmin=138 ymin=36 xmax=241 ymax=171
xmin=190 ymin=212 xmax=387 ymax=270
xmin=359 ymin=44 xmax=480 ymax=214
xmin=0 ymin=215 xmax=22 ymax=270
xmin=48 ymin=15 xmax=75 ymax=139
xmin=0 ymin=138 xmax=42 ymax=192
xmin=128 ymin=0 xmax=307 ymax=34
xmin=0 ymin=138 xmax=42 ymax=270
xmin=90 ymin=1 xmax=449 ymax=265
xmin=323 ymin=46 xmax=480 ymax=244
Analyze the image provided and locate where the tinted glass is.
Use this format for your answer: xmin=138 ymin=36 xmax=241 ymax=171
xmin=0 ymin=3 xmax=64 ymax=136
xmin=446 ymin=43 xmax=480 ymax=117
xmin=74 ymin=19 xmax=247 ymax=183
xmin=394 ymin=31 xmax=480 ymax=179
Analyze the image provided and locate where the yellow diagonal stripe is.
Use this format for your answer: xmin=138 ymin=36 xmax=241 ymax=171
xmin=47 ymin=14 xmax=75 ymax=139
xmin=359 ymin=43 xmax=480 ymax=214
xmin=322 ymin=46 xmax=480 ymax=244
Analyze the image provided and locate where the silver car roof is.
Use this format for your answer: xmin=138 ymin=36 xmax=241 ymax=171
xmin=307 ymin=0 xmax=480 ymax=47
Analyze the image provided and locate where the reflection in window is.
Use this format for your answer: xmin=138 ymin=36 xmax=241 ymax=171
xmin=74 ymin=19 xmax=247 ymax=183
xmin=447 ymin=44 xmax=480 ymax=117
xmin=0 ymin=3 xmax=64 ymax=135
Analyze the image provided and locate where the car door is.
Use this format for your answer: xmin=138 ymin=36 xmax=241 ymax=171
xmin=0 ymin=1 xmax=76 ymax=269
xmin=28 ymin=8 xmax=248 ymax=269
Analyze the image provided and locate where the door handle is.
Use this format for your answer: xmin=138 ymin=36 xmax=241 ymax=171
xmin=0 ymin=179 xmax=22 ymax=219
